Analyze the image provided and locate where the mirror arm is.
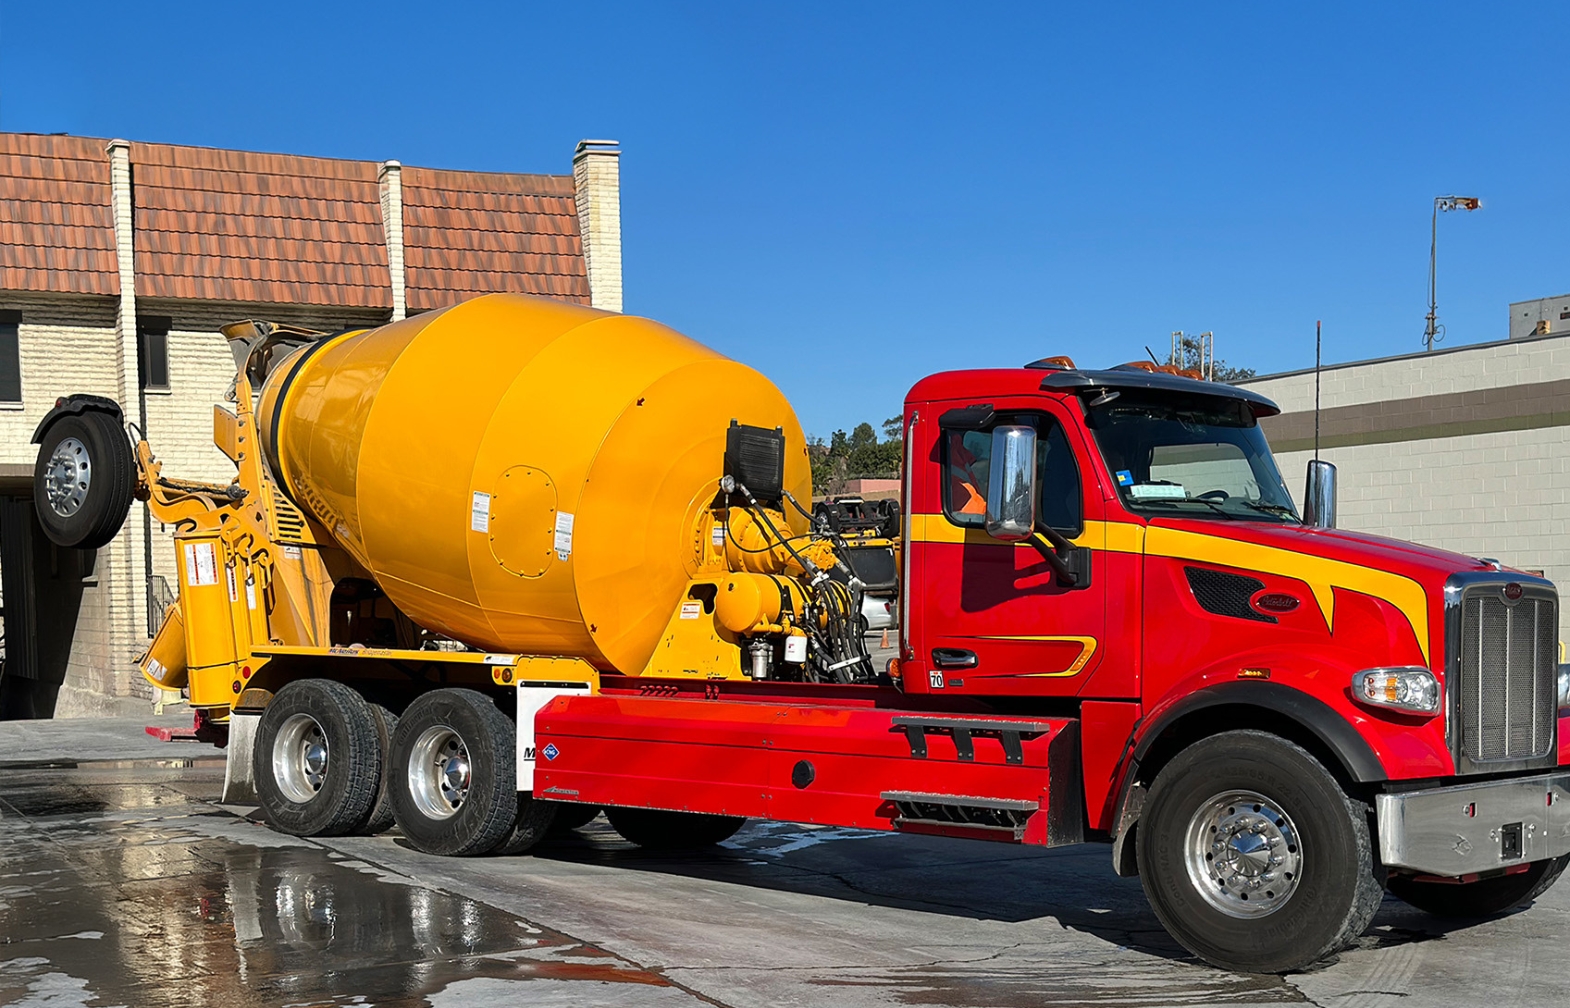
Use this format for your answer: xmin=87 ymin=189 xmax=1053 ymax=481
xmin=1027 ymin=524 xmax=1079 ymax=586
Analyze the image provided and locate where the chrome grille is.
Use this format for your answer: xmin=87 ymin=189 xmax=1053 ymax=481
xmin=1456 ymin=587 xmax=1557 ymax=765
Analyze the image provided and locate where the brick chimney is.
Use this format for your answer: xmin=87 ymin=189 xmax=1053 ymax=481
xmin=573 ymin=140 xmax=622 ymax=312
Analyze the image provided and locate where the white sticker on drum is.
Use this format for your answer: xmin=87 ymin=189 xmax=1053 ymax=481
xmin=471 ymin=491 xmax=491 ymax=533
xmin=554 ymin=510 xmax=575 ymax=561
xmin=680 ymin=600 xmax=702 ymax=620
xmin=184 ymin=542 xmax=218 ymax=587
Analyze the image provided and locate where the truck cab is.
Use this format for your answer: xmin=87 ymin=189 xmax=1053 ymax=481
xmin=898 ymin=359 xmax=1567 ymax=964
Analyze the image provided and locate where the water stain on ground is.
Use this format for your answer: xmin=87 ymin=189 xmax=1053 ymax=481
xmin=0 ymin=767 xmax=673 ymax=1007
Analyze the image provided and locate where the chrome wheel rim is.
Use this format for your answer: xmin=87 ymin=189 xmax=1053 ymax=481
xmin=1184 ymin=789 xmax=1303 ymax=918
xmin=409 ymin=725 xmax=471 ymax=820
xmin=44 ymin=437 xmax=91 ymax=517
xmin=272 ymin=713 xmax=329 ymax=804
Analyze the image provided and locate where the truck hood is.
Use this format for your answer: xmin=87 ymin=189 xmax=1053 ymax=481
xmin=1145 ymin=517 xmax=1526 ymax=669
xmin=1149 ymin=517 xmax=1503 ymax=586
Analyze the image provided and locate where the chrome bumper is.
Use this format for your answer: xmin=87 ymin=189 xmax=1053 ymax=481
xmin=1377 ymin=772 xmax=1570 ymax=876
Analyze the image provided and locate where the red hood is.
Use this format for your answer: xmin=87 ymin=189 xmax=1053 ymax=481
xmin=1150 ymin=518 xmax=1502 ymax=587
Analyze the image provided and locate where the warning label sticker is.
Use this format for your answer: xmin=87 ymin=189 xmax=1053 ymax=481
xmin=554 ymin=511 xmax=575 ymax=561
xmin=680 ymin=600 xmax=703 ymax=620
xmin=471 ymin=491 xmax=491 ymax=533
xmin=226 ymin=564 xmax=238 ymax=603
xmin=184 ymin=542 xmax=218 ymax=587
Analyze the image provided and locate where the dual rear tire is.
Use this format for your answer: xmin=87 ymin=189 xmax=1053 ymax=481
xmin=254 ymin=682 xmax=555 ymax=856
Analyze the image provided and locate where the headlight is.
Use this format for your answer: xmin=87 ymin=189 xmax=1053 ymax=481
xmin=1558 ymin=664 xmax=1569 ymax=714
xmin=1352 ymin=667 xmax=1441 ymax=715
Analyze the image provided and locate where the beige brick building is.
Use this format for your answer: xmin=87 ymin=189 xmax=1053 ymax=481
xmin=1245 ymin=330 xmax=1570 ymax=644
xmin=0 ymin=133 xmax=622 ymax=717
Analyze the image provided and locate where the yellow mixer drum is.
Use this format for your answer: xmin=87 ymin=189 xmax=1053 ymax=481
xmin=256 ymin=293 xmax=810 ymax=672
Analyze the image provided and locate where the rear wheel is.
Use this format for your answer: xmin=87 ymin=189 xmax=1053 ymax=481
xmin=1137 ymin=730 xmax=1381 ymax=973
xmin=254 ymin=679 xmax=381 ymax=837
xmin=493 ymin=796 xmax=558 ymax=855
xmin=33 ymin=410 xmax=136 ymax=550
xmin=606 ymin=807 xmax=746 ymax=850
xmin=390 ymin=689 xmax=517 ymax=856
xmin=360 ymin=703 xmax=399 ymax=835
xmin=548 ymin=803 xmax=602 ymax=833
xmin=1387 ymin=855 xmax=1569 ymax=917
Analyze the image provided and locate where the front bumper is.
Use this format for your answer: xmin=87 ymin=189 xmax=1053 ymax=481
xmin=1377 ymin=772 xmax=1570 ymax=876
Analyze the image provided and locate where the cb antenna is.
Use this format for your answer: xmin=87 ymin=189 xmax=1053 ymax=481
xmin=1314 ymin=320 xmax=1322 ymax=461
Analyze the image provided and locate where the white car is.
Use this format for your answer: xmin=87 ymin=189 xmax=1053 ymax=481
xmin=860 ymin=593 xmax=896 ymax=633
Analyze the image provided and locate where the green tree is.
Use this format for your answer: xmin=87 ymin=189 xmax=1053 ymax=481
xmin=881 ymin=415 xmax=903 ymax=440
xmin=849 ymin=422 xmax=876 ymax=450
xmin=1169 ymin=332 xmax=1256 ymax=383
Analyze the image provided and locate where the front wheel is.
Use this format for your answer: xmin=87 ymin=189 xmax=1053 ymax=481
xmin=1387 ymin=855 xmax=1569 ymax=918
xmin=1137 ymin=730 xmax=1382 ymax=973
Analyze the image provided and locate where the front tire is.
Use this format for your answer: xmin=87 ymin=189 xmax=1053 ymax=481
xmin=606 ymin=807 xmax=746 ymax=850
xmin=1137 ymin=730 xmax=1381 ymax=973
xmin=389 ymin=689 xmax=517 ymax=856
xmin=33 ymin=410 xmax=136 ymax=550
xmin=253 ymin=679 xmax=382 ymax=837
xmin=1388 ymin=855 xmax=1569 ymax=918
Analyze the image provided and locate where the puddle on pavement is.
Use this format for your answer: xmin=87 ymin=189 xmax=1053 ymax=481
xmin=0 ymin=771 xmax=674 ymax=1007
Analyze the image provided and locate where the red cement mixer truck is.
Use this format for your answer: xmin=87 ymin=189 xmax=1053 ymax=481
xmin=30 ymin=293 xmax=1570 ymax=972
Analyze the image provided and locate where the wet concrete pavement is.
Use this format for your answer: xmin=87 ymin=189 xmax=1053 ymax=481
xmin=1 ymin=718 xmax=1566 ymax=1007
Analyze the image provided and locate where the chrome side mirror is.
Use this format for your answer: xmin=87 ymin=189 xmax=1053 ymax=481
xmin=1304 ymin=459 xmax=1337 ymax=528
xmin=986 ymin=425 xmax=1037 ymax=541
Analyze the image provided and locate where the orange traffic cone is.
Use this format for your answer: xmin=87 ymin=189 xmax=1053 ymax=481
xmin=880 ymin=629 xmax=890 ymax=649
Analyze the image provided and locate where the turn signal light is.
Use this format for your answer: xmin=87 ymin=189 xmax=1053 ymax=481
xmin=1351 ymin=667 xmax=1440 ymax=715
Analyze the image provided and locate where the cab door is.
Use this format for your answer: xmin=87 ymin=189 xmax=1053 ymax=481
xmin=913 ymin=400 xmax=1108 ymax=697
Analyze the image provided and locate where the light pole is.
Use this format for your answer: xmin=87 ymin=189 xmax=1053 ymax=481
xmin=1425 ymin=195 xmax=1481 ymax=352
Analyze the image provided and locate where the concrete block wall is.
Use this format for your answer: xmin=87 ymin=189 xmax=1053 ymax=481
xmin=1245 ymin=332 xmax=1570 ymax=646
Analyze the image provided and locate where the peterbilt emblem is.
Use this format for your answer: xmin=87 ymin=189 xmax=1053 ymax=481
xmin=1252 ymin=591 xmax=1300 ymax=615
xmin=1502 ymin=582 xmax=1524 ymax=605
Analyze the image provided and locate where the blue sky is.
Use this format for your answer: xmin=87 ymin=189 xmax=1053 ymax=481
xmin=4 ymin=2 xmax=1568 ymax=437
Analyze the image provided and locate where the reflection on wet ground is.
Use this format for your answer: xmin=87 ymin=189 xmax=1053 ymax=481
xmin=1 ymin=755 xmax=1553 ymax=1008
xmin=0 ymin=763 xmax=686 ymax=1007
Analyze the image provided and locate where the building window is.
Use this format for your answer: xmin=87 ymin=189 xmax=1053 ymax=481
xmin=139 ymin=317 xmax=172 ymax=391
xmin=0 ymin=310 xmax=21 ymax=404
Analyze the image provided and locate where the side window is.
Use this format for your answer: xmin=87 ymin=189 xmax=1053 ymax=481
xmin=0 ymin=310 xmax=21 ymax=405
xmin=942 ymin=414 xmax=1082 ymax=533
xmin=139 ymin=316 xmax=171 ymax=391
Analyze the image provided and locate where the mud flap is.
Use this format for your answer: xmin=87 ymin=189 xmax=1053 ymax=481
xmin=223 ymin=710 xmax=261 ymax=804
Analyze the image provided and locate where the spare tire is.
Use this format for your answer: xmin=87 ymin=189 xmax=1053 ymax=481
xmin=34 ymin=410 xmax=136 ymax=549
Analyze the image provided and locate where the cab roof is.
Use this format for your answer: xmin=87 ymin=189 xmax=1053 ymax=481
xmin=906 ymin=361 xmax=1280 ymax=419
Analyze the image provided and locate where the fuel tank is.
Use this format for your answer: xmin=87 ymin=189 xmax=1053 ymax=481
xmin=255 ymin=293 xmax=810 ymax=672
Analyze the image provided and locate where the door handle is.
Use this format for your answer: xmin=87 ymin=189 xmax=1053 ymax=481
xmin=931 ymin=648 xmax=978 ymax=669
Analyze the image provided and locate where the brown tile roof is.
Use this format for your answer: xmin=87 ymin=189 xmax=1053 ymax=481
xmin=130 ymin=141 xmax=391 ymax=307
xmin=0 ymin=134 xmax=118 ymax=296
xmin=1 ymin=133 xmax=589 ymax=310
xmin=402 ymin=166 xmax=589 ymax=311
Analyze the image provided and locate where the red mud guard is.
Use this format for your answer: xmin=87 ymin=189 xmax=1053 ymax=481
xmin=534 ymin=695 xmax=1083 ymax=846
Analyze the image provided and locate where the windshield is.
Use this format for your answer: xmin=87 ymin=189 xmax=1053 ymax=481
xmin=1081 ymin=389 xmax=1299 ymax=523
